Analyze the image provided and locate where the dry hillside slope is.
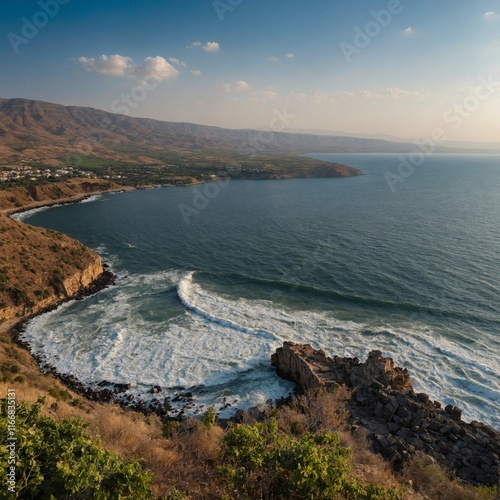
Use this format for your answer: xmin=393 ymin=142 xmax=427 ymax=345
xmin=0 ymin=98 xmax=455 ymax=166
xmin=0 ymin=179 xmax=125 ymax=321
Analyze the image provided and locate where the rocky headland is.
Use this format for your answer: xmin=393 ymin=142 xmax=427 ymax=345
xmin=271 ymin=342 xmax=500 ymax=487
xmin=0 ymin=179 xmax=128 ymax=322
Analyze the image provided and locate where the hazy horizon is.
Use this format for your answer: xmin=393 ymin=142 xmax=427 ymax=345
xmin=1 ymin=0 xmax=499 ymax=142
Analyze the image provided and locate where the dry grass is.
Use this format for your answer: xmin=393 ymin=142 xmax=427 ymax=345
xmin=403 ymin=455 xmax=498 ymax=500
xmin=2 ymin=333 xmax=497 ymax=499
xmin=277 ymin=387 xmax=402 ymax=492
xmin=278 ymin=386 xmax=351 ymax=434
xmin=163 ymin=419 xmax=225 ymax=497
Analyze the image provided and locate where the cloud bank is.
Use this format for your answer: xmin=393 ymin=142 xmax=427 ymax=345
xmin=218 ymin=80 xmax=250 ymax=93
xmin=79 ymin=54 xmax=179 ymax=82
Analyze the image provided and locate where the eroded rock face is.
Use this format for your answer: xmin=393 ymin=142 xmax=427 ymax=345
xmin=61 ymin=255 xmax=103 ymax=297
xmin=272 ymin=342 xmax=500 ymax=487
xmin=350 ymin=350 xmax=413 ymax=393
xmin=0 ymin=255 xmax=104 ymax=322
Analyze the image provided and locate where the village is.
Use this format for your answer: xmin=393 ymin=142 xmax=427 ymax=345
xmin=0 ymin=165 xmax=97 ymax=184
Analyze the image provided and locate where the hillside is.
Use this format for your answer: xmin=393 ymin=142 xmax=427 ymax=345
xmin=0 ymin=179 xmax=124 ymax=321
xmin=0 ymin=98 xmax=444 ymax=175
xmin=0 ymin=177 xmax=126 ymax=214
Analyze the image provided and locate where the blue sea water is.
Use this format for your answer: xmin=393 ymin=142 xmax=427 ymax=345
xmin=18 ymin=154 xmax=500 ymax=426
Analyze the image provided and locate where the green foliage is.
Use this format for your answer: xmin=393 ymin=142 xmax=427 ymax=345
xmin=8 ymin=287 xmax=34 ymax=307
xmin=161 ymin=420 xmax=179 ymax=438
xmin=70 ymin=397 xmax=84 ymax=408
xmin=202 ymin=405 xmax=217 ymax=430
xmin=47 ymin=387 xmax=71 ymax=402
xmin=164 ymin=487 xmax=186 ymax=500
xmin=221 ymin=419 xmax=402 ymax=499
xmin=0 ymin=397 xmax=154 ymax=499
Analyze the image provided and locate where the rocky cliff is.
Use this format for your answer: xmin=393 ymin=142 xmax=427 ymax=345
xmin=0 ymin=178 xmax=125 ymax=214
xmin=272 ymin=342 xmax=500 ymax=487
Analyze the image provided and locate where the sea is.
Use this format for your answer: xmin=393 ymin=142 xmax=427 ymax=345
xmin=16 ymin=154 xmax=500 ymax=427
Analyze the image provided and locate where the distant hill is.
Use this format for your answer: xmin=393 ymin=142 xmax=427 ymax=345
xmin=284 ymin=128 xmax=500 ymax=154
xmin=0 ymin=98 xmax=456 ymax=166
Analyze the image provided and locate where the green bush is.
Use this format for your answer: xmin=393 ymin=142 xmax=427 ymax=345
xmin=47 ymin=387 xmax=71 ymax=402
xmin=161 ymin=420 xmax=179 ymax=438
xmin=202 ymin=405 xmax=217 ymax=430
xmin=221 ymin=418 xmax=402 ymax=499
xmin=0 ymin=397 xmax=154 ymax=499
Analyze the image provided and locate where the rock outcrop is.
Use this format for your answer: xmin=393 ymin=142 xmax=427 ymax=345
xmin=0 ymin=201 xmax=108 ymax=323
xmin=272 ymin=342 xmax=500 ymax=487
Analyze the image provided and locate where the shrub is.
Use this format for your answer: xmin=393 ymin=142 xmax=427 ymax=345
xmin=47 ymin=387 xmax=71 ymax=402
xmin=220 ymin=418 xmax=402 ymax=499
xmin=404 ymin=455 xmax=498 ymax=500
xmin=162 ymin=420 xmax=179 ymax=438
xmin=202 ymin=405 xmax=217 ymax=430
xmin=0 ymin=397 xmax=154 ymax=499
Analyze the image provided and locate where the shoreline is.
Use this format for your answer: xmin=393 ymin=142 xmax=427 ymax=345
xmin=0 ymin=185 xmax=134 ymax=217
xmin=0 ymin=181 xmax=131 ymax=331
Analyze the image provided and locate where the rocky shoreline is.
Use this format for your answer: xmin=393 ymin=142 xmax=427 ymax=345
xmin=272 ymin=342 xmax=500 ymax=487
xmin=10 ymin=294 xmax=500 ymax=488
xmin=9 ymin=269 xmax=115 ymax=364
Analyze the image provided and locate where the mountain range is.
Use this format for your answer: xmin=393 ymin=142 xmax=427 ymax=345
xmin=0 ymin=98 xmax=474 ymax=168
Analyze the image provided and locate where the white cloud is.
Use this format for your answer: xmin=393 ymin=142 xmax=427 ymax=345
xmin=169 ymin=57 xmax=187 ymax=68
xmin=483 ymin=11 xmax=497 ymax=19
xmin=203 ymin=42 xmax=220 ymax=53
xmin=79 ymin=54 xmax=178 ymax=82
xmin=267 ymin=56 xmax=279 ymax=62
xmin=189 ymin=41 xmax=220 ymax=52
xmin=78 ymin=54 xmax=132 ymax=77
xmin=252 ymin=89 xmax=277 ymax=102
xmin=218 ymin=80 xmax=250 ymax=93
xmin=190 ymin=69 xmax=202 ymax=77
xmin=284 ymin=53 xmax=295 ymax=59
xmin=337 ymin=88 xmax=431 ymax=101
xmin=403 ymin=27 xmax=416 ymax=37
xmin=136 ymin=56 xmax=179 ymax=81
xmin=384 ymin=87 xmax=431 ymax=100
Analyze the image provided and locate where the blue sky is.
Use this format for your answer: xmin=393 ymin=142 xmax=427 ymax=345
xmin=1 ymin=0 xmax=499 ymax=140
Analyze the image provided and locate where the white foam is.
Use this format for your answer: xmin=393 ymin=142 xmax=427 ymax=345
xmin=20 ymin=270 xmax=500 ymax=425
xmin=79 ymin=194 xmax=102 ymax=204
xmin=9 ymin=194 xmax=102 ymax=221
xmin=177 ymin=272 xmax=281 ymax=343
xmin=10 ymin=205 xmax=53 ymax=221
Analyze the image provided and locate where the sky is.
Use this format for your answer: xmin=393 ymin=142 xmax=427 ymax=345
xmin=1 ymin=0 xmax=499 ymax=142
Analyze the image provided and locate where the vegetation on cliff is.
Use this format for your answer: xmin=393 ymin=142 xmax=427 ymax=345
xmin=0 ymin=181 xmax=497 ymax=499
xmin=0 ymin=214 xmax=102 ymax=321
xmin=0 ymin=179 xmax=127 ymax=321
xmin=0 ymin=178 xmax=122 ymax=213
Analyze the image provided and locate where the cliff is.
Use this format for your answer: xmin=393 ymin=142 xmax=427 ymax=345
xmin=272 ymin=342 xmax=500 ymax=487
xmin=0 ymin=178 xmax=126 ymax=214
xmin=0 ymin=213 xmax=105 ymax=321
xmin=0 ymin=179 xmax=123 ymax=322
